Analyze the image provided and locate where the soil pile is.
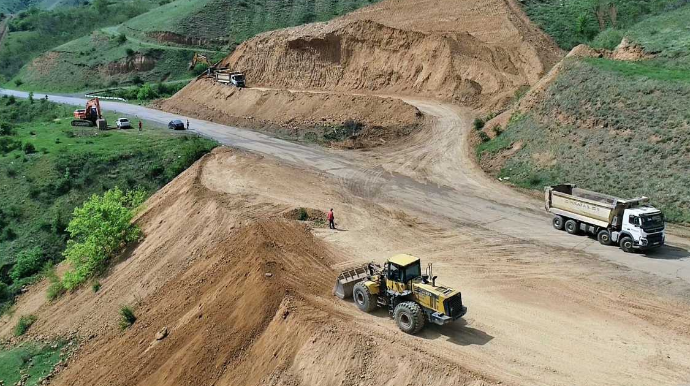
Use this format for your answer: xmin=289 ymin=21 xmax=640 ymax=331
xmin=157 ymin=78 xmax=424 ymax=147
xmin=219 ymin=0 xmax=562 ymax=109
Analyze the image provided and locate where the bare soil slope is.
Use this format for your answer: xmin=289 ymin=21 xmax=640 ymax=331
xmin=158 ymin=79 xmax=424 ymax=147
xmin=219 ymin=0 xmax=562 ymax=108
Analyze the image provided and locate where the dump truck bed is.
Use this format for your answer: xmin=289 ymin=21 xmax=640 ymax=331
xmin=545 ymin=184 xmax=625 ymax=228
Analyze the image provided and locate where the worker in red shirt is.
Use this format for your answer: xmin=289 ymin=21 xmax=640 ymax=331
xmin=327 ymin=208 xmax=335 ymax=230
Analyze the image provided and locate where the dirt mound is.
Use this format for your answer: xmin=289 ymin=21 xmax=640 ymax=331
xmin=219 ymin=0 xmax=562 ymax=109
xmin=158 ymin=78 xmax=424 ymax=147
xmin=0 ymin=149 xmax=489 ymax=386
xmin=612 ymin=37 xmax=654 ymax=61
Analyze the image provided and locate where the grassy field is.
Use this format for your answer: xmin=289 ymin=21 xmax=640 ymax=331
xmin=521 ymin=0 xmax=685 ymax=50
xmin=478 ymin=5 xmax=690 ymax=223
xmin=11 ymin=31 xmax=200 ymax=92
xmin=0 ymin=342 xmax=66 ymax=386
xmin=0 ymin=96 xmax=217 ymax=311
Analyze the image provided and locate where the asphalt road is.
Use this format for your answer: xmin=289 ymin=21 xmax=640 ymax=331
xmin=2 ymin=88 xmax=689 ymax=285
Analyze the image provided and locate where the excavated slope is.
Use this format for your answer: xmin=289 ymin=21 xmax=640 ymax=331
xmin=218 ymin=0 xmax=563 ymax=108
xmin=0 ymin=149 xmax=491 ymax=386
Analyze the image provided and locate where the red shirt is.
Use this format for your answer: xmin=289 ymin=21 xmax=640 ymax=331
xmin=327 ymin=211 xmax=334 ymax=221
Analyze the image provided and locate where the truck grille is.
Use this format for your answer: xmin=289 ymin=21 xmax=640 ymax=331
xmin=647 ymin=233 xmax=663 ymax=245
xmin=444 ymin=294 xmax=466 ymax=319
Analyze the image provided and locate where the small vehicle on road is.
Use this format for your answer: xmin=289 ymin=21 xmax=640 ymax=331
xmin=168 ymin=120 xmax=186 ymax=130
xmin=116 ymin=118 xmax=132 ymax=129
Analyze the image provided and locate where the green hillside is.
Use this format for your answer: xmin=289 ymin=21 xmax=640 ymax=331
xmin=479 ymin=5 xmax=690 ymax=223
xmin=522 ymin=0 xmax=684 ymax=50
xmin=120 ymin=0 xmax=384 ymax=49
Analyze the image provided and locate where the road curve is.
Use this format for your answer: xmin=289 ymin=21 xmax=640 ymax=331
xmin=2 ymin=88 xmax=689 ymax=284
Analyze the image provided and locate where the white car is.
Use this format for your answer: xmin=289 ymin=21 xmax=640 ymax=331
xmin=116 ymin=118 xmax=132 ymax=129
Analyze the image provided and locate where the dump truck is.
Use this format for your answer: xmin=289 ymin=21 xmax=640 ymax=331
xmin=214 ymin=71 xmax=245 ymax=88
xmin=545 ymin=184 xmax=665 ymax=252
xmin=334 ymin=254 xmax=467 ymax=334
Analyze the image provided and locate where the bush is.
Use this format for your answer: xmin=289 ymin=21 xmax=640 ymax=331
xmin=1 ymin=227 xmax=17 ymax=241
xmin=116 ymin=34 xmax=127 ymax=44
xmin=192 ymin=63 xmax=209 ymax=75
xmin=0 ymin=282 xmax=9 ymax=302
xmin=92 ymin=281 xmax=101 ymax=292
xmin=23 ymin=142 xmax=36 ymax=154
xmin=297 ymin=207 xmax=309 ymax=221
xmin=0 ymin=122 xmax=15 ymax=135
xmin=14 ymin=315 xmax=37 ymax=336
xmin=119 ymin=306 xmax=136 ymax=329
xmin=591 ymin=28 xmax=624 ymax=50
xmin=136 ymin=83 xmax=158 ymax=101
xmin=10 ymin=247 xmax=44 ymax=282
xmin=14 ymin=79 xmax=23 ymax=87
xmin=61 ymin=187 xmax=143 ymax=290
xmin=125 ymin=48 xmax=135 ymax=57
xmin=493 ymin=125 xmax=503 ymax=136
xmin=478 ymin=131 xmax=490 ymax=143
xmin=45 ymin=264 xmax=66 ymax=301
xmin=473 ymin=118 xmax=485 ymax=130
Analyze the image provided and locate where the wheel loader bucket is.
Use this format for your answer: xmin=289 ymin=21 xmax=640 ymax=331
xmin=333 ymin=265 xmax=369 ymax=299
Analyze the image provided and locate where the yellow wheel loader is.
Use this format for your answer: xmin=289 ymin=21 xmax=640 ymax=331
xmin=334 ymin=254 xmax=467 ymax=334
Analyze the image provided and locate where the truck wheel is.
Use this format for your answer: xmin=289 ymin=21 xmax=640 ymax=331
xmin=352 ymin=282 xmax=376 ymax=312
xmin=393 ymin=302 xmax=425 ymax=334
xmin=597 ymin=230 xmax=612 ymax=246
xmin=552 ymin=216 xmax=565 ymax=230
xmin=619 ymin=236 xmax=635 ymax=253
xmin=564 ymin=219 xmax=579 ymax=235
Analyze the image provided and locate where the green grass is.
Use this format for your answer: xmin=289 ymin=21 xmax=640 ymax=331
xmin=0 ymin=342 xmax=65 ymax=386
xmin=586 ymin=58 xmax=690 ymax=82
xmin=521 ymin=0 xmax=682 ymax=50
xmin=0 ymin=97 xmax=218 ymax=310
xmin=476 ymin=133 xmax=511 ymax=161
xmin=121 ymin=0 xmax=385 ymax=48
xmin=13 ymin=314 xmax=37 ymax=336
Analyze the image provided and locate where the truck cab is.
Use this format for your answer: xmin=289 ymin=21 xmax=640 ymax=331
xmin=620 ymin=207 xmax=665 ymax=250
xmin=230 ymin=73 xmax=245 ymax=88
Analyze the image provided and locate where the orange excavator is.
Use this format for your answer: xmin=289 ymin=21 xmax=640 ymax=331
xmin=72 ymin=98 xmax=107 ymax=130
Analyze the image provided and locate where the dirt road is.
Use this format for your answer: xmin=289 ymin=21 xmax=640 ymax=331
xmin=1 ymin=88 xmax=688 ymax=284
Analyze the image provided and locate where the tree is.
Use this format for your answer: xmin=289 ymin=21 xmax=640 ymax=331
xmin=93 ymin=0 xmax=109 ymax=15
xmin=28 ymin=91 xmax=34 ymax=104
xmin=62 ymin=188 xmax=144 ymax=290
xmin=136 ymin=83 xmax=158 ymax=100
xmin=10 ymin=247 xmax=44 ymax=282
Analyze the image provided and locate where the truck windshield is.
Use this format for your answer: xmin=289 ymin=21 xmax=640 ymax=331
xmin=641 ymin=214 xmax=664 ymax=229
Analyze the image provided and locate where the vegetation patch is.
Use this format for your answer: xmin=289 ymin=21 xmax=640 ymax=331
xmin=0 ymin=341 xmax=66 ymax=386
xmin=0 ymin=97 xmax=217 ymax=312
xmin=14 ymin=314 xmax=37 ymax=336
xmin=119 ymin=305 xmax=136 ymax=330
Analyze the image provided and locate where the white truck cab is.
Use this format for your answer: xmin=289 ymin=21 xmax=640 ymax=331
xmin=619 ymin=207 xmax=665 ymax=250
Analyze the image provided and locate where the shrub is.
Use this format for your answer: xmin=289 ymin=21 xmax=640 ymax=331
xmin=1 ymin=227 xmax=17 ymax=241
xmin=116 ymin=34 xmax=127 ymax=44
xmin=473 ymin=118 xmax=485 ymax=130
xmin=23 ymin=142 xmax=36 ymax=154
xmin=28 ymin=91 xmax=34 ymax=104
xmin=192 ymin=63 xmax=209 ymax=75
xmin=92 ymin=281 xmax=101 ymax=293
xmin=0 ymin=122 xmax=15 ymax=136
xmin=45 ymin=264 xmax=66 ymax=301
xmin=14 ymin=79 xmax=23 ymax=87
xmin=478 ymin=131 xmax=491 ymax=143
xmin=62 ymin=187 xmax=143 ymax=290
xmin=493 ymin=125 xmax=503 ymax=136
xmin=0 ymin=282 xmax=8 ymax=302
xmin=119 ymin=306 xmax=136 ymax=329
xmin=10 ymin=247 xmax=44 ymax=282
xmin=298 ymin=208 xmax=309 ymax=221
xmin=125 ymin=48 xmax=135 ymax=57
xmin=592 ymin=28 xmax=624 ymax=50
xmin=136 ymin=83 xmax=158 ymax=101
xmin=14 ymin=314 xmax=37 ymax=336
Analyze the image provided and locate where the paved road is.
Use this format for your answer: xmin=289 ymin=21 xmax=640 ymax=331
xmin=2 ymin=88 xmax=689 ymax=284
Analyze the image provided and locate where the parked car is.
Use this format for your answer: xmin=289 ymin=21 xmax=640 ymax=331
xmin=168 ymin=120 xmax=186 ymax=130
xmin=116 ymin=118 xmax=132 ymax=129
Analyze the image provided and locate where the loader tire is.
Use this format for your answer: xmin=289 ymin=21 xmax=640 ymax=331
xmin=394 ymin=302 xmax=425 ymax=335
xmin=353 ymin=282 xmax=376 ymax=313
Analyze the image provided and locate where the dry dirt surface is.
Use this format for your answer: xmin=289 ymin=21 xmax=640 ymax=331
xmin=157 ymin=78 xmax=424 ymax=147
xmin=220 ymin=0 xmax=562 ymax=109
xmin=3 ymin=148 xmax=690 ymax=386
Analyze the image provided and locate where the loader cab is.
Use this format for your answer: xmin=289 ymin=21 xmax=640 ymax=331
xmin=386 ymin=254 xmax=421 ymax=293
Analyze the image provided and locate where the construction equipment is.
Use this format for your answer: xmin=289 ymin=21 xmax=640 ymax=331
xmin=335 ymin=254 xmax=467 ymax=334
xmin=72 ymin=98 xmax=107 ymax=130
xmin=546 ymin=184 xmax=665 ymax=252
xmin=188 ymin=52 xmax=211 ymax=70
xmin=214 ymin=70 xmax=246 ymax=88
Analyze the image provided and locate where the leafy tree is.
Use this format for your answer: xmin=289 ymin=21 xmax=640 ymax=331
xmin=62 ymin=187 xmax=145 ymax=290
xmin=10 ymin=247 xmax=44 ymax=282
xmin=23 ymin=142 xmax=36 ymax=154
xmin=136 ymin=83 xmax=159 ymax=100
